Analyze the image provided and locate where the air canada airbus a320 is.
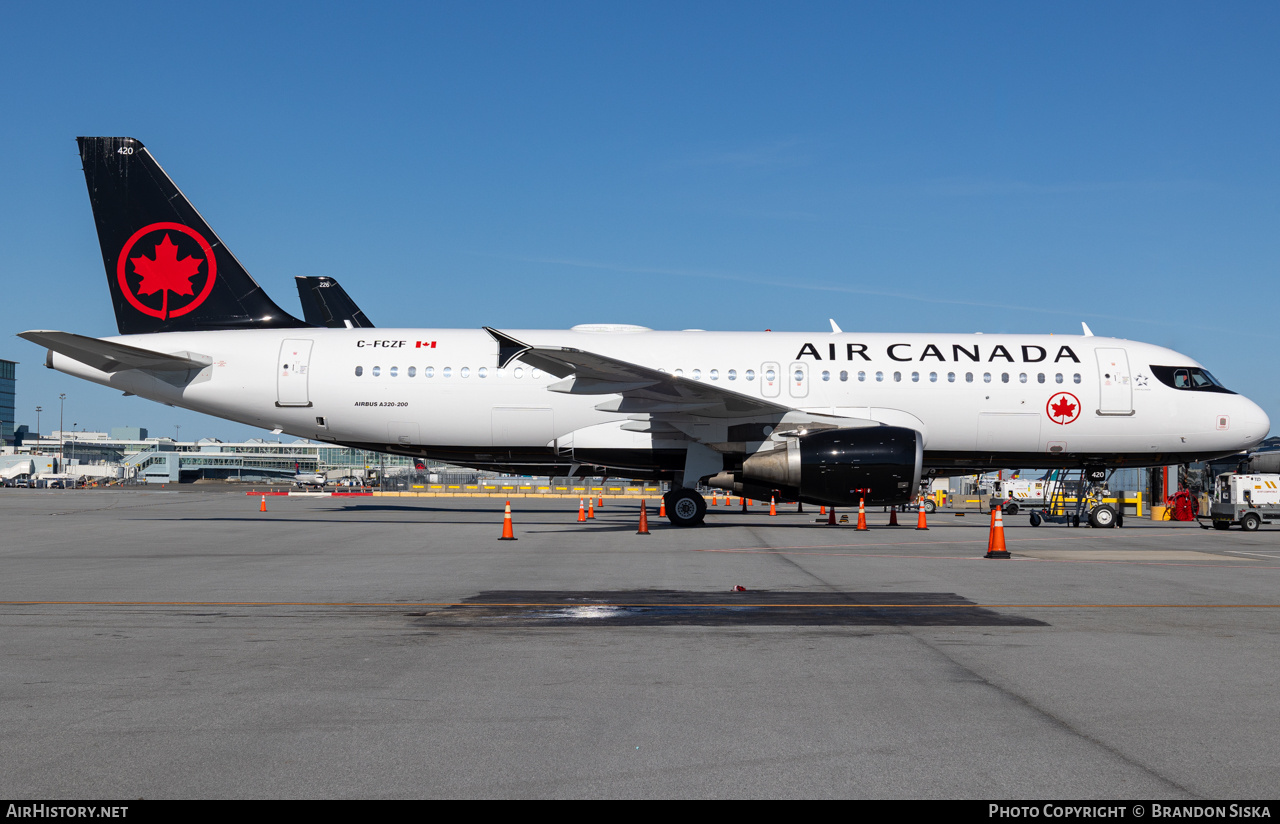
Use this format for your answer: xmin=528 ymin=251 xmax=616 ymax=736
xmin=19 ymin=137 xmax=1271 ymax=525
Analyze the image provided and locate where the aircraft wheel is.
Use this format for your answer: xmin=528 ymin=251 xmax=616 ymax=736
xmin=1241 ymin=513 xmax=1262 ymax=532
xmin=1088 ymin=504 xmax=1117 ymax=528
xmin=923 ymin=499 xmax=937 ymax=514
xmin=1029 ymin=511 xmax=1041 ymax=527
xmin=664 ymin=488 xmax=706 ymax=527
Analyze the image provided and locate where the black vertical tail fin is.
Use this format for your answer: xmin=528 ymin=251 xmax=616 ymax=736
xmin=295 ymin=276 xmax=375 ymax=328
xmin=77 ymin=136 xmax=308 ymax=335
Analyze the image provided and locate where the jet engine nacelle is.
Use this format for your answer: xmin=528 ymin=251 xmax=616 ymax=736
xmin=710 ymin=426 xmax=923 ymax=507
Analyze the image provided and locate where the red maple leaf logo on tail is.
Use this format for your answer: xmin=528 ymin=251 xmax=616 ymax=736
xmin=130 ymin=234 xmax=203 ymax=298
xmin=1051 ymin=397 xmax=1076 ymax=419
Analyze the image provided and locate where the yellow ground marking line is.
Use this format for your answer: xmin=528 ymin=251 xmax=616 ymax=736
xmin=1 ymin=600 xmax=1279 ymax=609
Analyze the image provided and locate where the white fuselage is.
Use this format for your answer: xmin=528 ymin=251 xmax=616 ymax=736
xmin=50 ymin=327 xmax=1271 ymax=475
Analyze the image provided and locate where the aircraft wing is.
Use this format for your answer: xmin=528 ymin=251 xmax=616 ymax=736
xmin=18 ymin=330 xmax=211 ymax=373
xmin=484 ymin=327 xmax=796 ymax=419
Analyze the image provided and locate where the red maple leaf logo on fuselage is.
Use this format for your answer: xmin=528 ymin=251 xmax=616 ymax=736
xmin=1047 ymin=392 xmax=1081 ymax=425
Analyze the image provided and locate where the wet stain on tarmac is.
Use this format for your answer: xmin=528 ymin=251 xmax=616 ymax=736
xmin=410 ymin=590 xmax=1048 ymax=627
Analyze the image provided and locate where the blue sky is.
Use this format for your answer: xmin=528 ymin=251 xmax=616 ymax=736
xmin=1 ymin=1 xmax=1277 ymax=441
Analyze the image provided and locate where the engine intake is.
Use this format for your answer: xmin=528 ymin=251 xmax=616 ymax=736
xmin=712 ymin=426 xmax=922 ymax=507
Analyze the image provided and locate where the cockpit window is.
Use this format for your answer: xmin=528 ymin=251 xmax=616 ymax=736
xmin=1151 ymin=365 xmax=1234 ymax=394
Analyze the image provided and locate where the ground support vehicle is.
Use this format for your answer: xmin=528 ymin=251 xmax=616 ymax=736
xmin=1201 ymin=473 xmax=1280 ymax=531
xmin=1027 ymin=468 xmax=1120 ymax=528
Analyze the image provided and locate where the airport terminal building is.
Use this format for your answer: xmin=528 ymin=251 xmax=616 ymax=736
xmin=8 ymin=431 xmax=428 ymax=485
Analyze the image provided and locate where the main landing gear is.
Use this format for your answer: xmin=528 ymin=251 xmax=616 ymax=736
xmin=663 ymin=488 xmax=707 ymax=527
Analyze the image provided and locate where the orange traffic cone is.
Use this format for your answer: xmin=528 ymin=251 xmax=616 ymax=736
xmin=711 ymin=494 xmax=718 ymax=506
xmin=724 ymin=495 xmax=731 ymax=507
xmin=588 ymin=498 xmax=595 ymax=519
xmin=986 ymin=507 xmax=997 ymax=552
xmin=637 ymin=500 xmax=650 ymax=535
xmin=985 ymin=506 xmax=1010 ymax=558
xmin=578 ymin=498 xmax=586 ymax=522
xmin=827 ymin=507 xmax=837 ymax=525
xmin=820 ymin=505 xmax=826 ymax=515
xmin=888 ymin=506 xmax=899 ymax=526
xmin=769 ymin=496 xmax=777 ymax=516
xmin=856 ymin=498 xmax=868 ymax=530
xmin=659 ymin=498 xmax=666 ymax=518
xmin=259 ymin=495 xmax=266 ymax=512
xmin=916 ymin=498 xmax=929 ymax=530
xmin=598 ymin=495 xmax=604 ymax=509
xmin=797 ymin=501 xmax=804 ymax=514
xmin=499 ymin=501 xmax=517 ymax=541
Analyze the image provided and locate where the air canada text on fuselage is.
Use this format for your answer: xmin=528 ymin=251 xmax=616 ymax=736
xmin=794 ymin=342 xmax=1081 ymax=363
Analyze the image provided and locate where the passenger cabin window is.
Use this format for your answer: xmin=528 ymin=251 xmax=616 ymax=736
xmin=425 ymin=366 xmax=435 ymax=378
xmin=478 ymin=367 xmax=488 ymax=378
xmin=692 ymin=369 xmax=702 ymax=380
xmin=1150 ymin=366 xmax=1234 ymax=393
xmin=408 ymin=366 xmax=417 ymax=377
xmin=746 ymin=370 xmax=755 ymax=381
xmin=893 ymin=372 xmax=901 ymax=382
xmin=765 ymin=369 xmax=776 ymax=382
xmin=947 ymin=372 xmax=955 ymax=383
xmin=1037 ymin=373 xmax=1045 ymax=383
xmin=728 ymin=369 xmax=737 ymax=380
xmin=821 ymin=371 xmax=830 ymax=381
xmin=1073 ymin=373 xmax=1082 ymax=384
xmin=710 ymin=369 xmax=719 ymax=380
xmin=840 ymin=371 xmax=849 ymax=382
xmin=875 ymin=371 xmax=884 ymax=382
xmin=1055 ymin=373 xmax=1063 ymax=384
xmin=372 ymin=366 xmax=381 ymax=377
xmin=911 ymin=371 xmax=920 ymax=382
xmin=965 ymin=372 xmax=973 ymax=383
xmin=442 ymin=367 xmax=452 ymax=378
xmin=858 ymin=371 xmax=866 ymax=382
xmin=513 ymin=367 xmax=523 ymax=378
xmin=389 ymin=366 xmax=398 ymax=378
xmin=355 ymin=366 xmax=363 ymax=377
xmin=929 ymin=372 xmax=937 ymax=382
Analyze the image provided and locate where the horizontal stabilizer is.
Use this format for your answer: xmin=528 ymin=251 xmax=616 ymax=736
xmin=18 ymin=330 xmax=211 ymax=373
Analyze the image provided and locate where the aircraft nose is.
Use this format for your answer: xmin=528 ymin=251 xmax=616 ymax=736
xmin=1237 ymin=397 xmax=1271 ymax=448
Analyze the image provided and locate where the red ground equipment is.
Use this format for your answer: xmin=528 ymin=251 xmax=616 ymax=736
xmin=1166 ymin=489 xmax=1199 ymax=521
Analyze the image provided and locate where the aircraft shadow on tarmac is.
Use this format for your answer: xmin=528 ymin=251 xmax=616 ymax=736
xmin=410 ymin=590 xmax=1048 ymax=628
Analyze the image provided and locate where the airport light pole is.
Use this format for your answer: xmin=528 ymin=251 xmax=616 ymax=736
xmin=35 ymin=406 xmax=41 ymax=443
xmin=58 ymin=394 xmax=65 ymax=472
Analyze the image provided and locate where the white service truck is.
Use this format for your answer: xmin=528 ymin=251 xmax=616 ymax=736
xmin=990 ymin=477 xmax=1050 ymax=514
xmin=1207 ymin=473 xmax=1280 ymax=531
